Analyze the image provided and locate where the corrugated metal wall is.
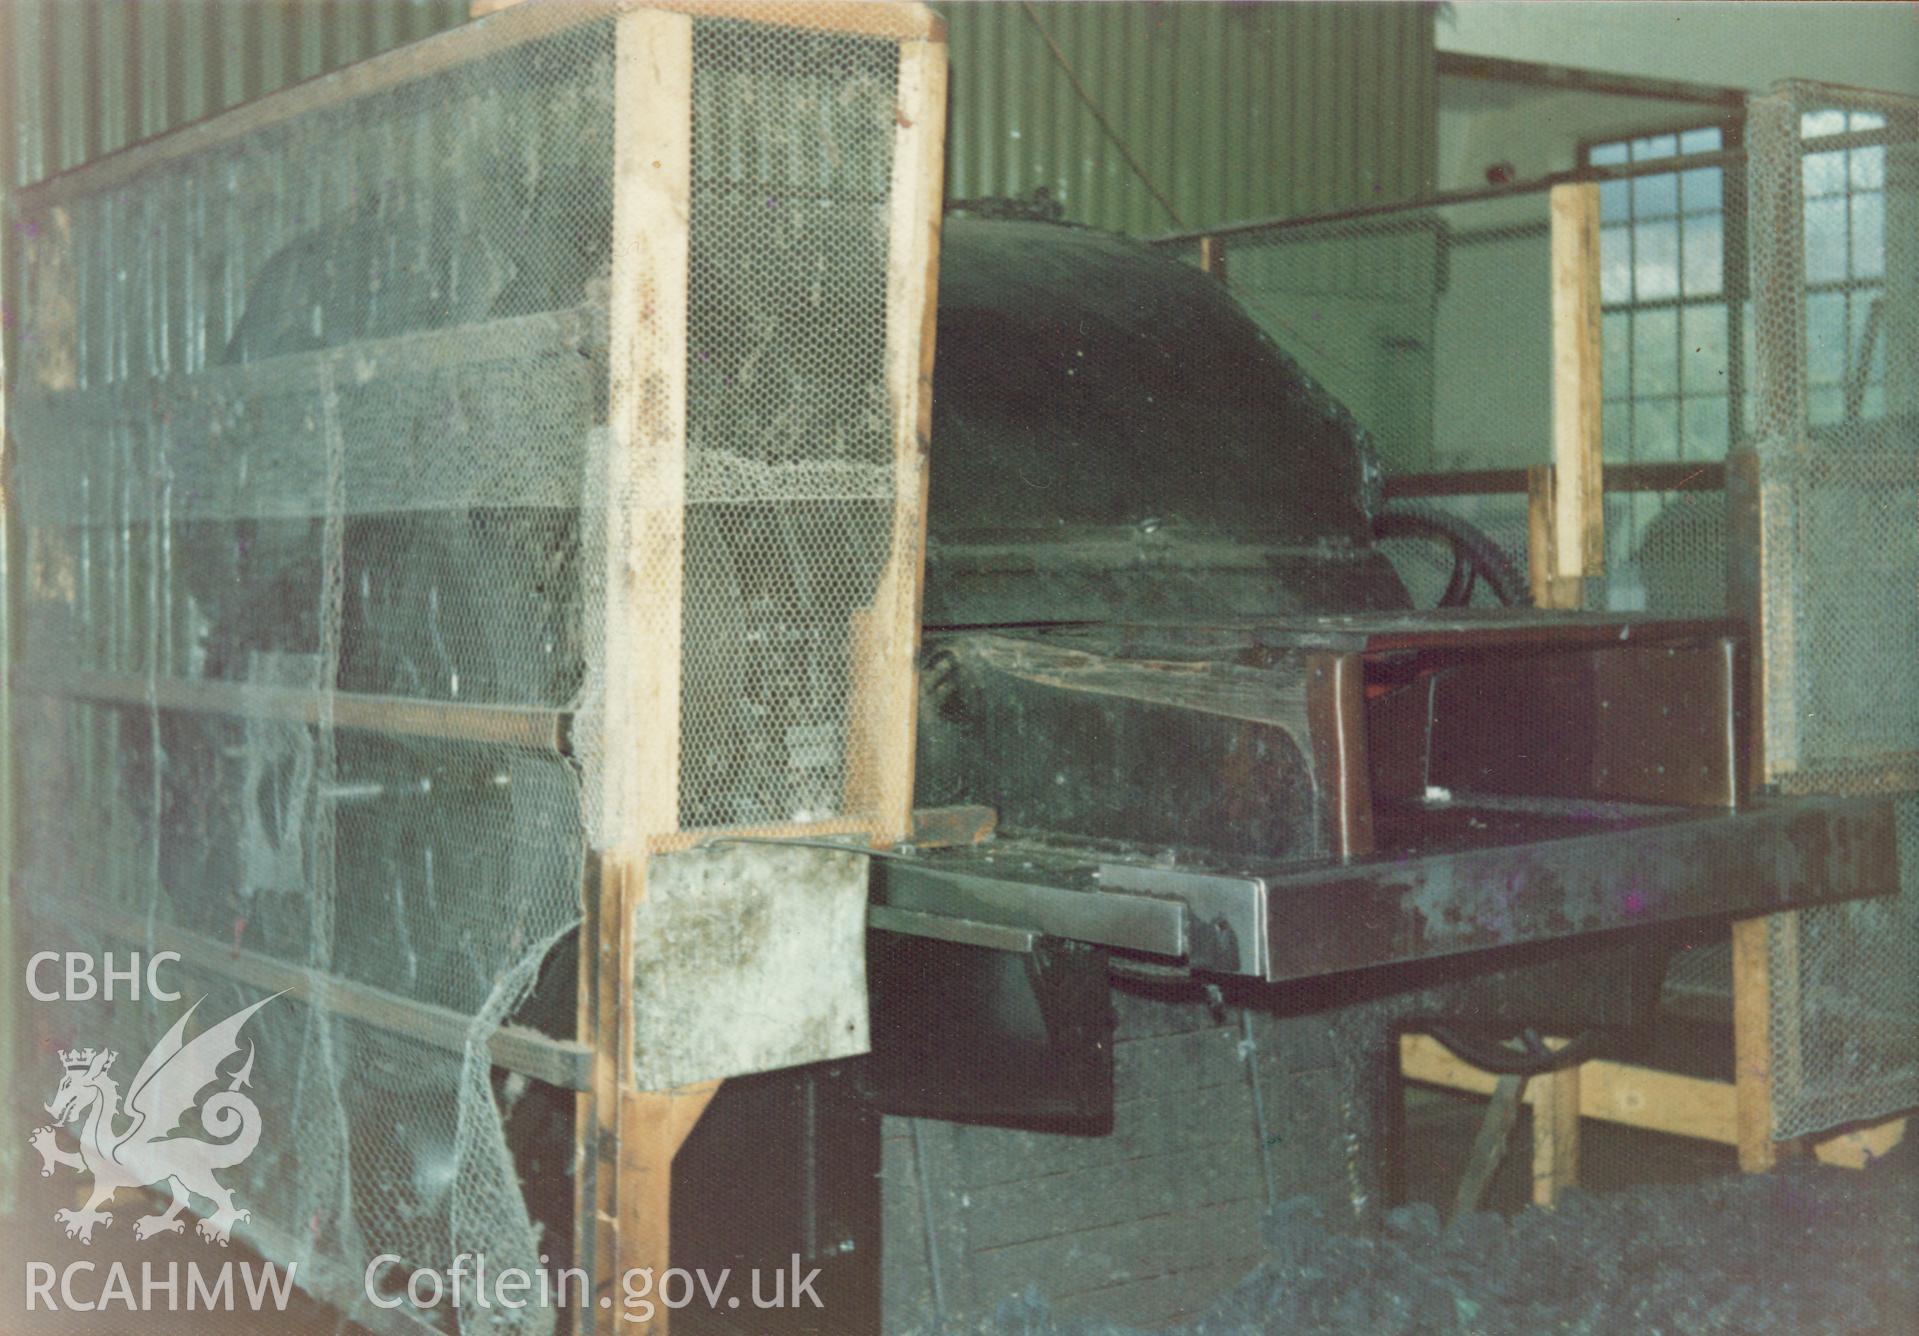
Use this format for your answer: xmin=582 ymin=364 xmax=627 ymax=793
xmin=944 ymin=1 xmax=1437 ymax=234
xmin=3 ymin=0 xmax=468 ymax=189
xmin=4 ymin=3 xmax=1438 ymax=234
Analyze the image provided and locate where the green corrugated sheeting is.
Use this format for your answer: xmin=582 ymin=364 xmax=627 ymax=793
xmin=4 ymin=2 xmax=1435 ymax=236
xmin=3 ymin=0 xmax=468 ymax=189
xmin=943 ymin=1 xmax=1437 ymax=234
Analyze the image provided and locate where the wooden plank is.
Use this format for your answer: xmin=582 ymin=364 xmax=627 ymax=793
xmin=14 ymin=668 xmax=571 ymax=752
xmin=1531 ymin=1063 xmax=1581 ymax=1207
xmin=476 ymin=0 xmax=942 ymax=41
xmin=1527 ymin=463 xmax=1557 ymax=608
xmin=1198 ymin=235 xmax=1228 ymax=281
xmin=600 ymin=5 xmax=692 ymax=851
xmin=617 ymin=1080 xmax=722 ymax=1336
xmin=847 ymin=32 xmax=948 ymax=840
xmin=910 ymin=804 xmax=998 ymax=848
xmin=1732 ymin=913 xmax=1780 ymax=1171
xmin=1387 ymin=467 xmax=1530 ymax=500
xmin=1813 ymin=1116 xmax=1908 ymax=1170
xmin=587 ymin=10 xmax=695 ymax=1329
xmin=1451 ymin=1073 xmax=1526 ymax=1222
xmin=1400 ymin=1034 xmax=1740 ymax=1146
xmin=1526 ymin=463 xmax=1583 ymax=610
xmin=43 ymin=896 xmax=593 ymax=1090
xmin=1549 ymin=181 xmax=1604 ymax=582
xmin=20 ymin=4 xmax=944 ymax=210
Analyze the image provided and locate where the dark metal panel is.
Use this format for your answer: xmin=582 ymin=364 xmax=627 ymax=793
xmin=1263 ymin=795 xmax=1898 ymax=982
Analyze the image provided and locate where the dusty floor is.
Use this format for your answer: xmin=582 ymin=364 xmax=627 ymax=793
xmin=973 ymin=1115 xmax=1918 ymax=1335
xmin=5 ymin=1096 xmax=1913 ymax=1334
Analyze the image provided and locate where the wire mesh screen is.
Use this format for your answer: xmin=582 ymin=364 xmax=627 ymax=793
xmin=1164 ymin=195 xmax=1553 ymax=608
xmin=6 ymin=6 xmax=921 ymax=1330
xmin=1182 ymin=194 xmax=1554 ymax=478
xmin=680 ymin=19 xmax=901 ymax=830
xmin=1745 ymin=83 xmax=1919 ymax=1140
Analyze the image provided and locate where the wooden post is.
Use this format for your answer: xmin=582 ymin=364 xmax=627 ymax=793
xmin=1198 ymin=235 xmax=1228 ymax=282
xmin=578 ymin=10 xmax=702 ymax=1329
xmin=1732 ymin=913 xmax=1781 ymax=1172
xmin=848 ymin=32 xmax=948 ymax=840
xmin=1526 ymin=463 xmax=1585 ymax=610
xmin=1549 ymin=182 xmax=1604 ymax=599
xmin=1531 ymin=1062 xmax=1581 ymax=1206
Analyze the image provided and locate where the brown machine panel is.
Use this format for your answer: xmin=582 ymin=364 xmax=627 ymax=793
xmin=1285 ymin=613 xmax=1750 ymax=859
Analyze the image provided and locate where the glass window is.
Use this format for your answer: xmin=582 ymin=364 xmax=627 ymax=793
xmin=1586 ymin=125 xmax=1731 ymax=463
xmin=1796 ymin=109 xmax=1891 ymax=426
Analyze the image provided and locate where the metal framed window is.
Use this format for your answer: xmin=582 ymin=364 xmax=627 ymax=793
xmin=1798 ymin=108 xmax=1891 ymax=427
xmin=1586 ymin=125 xmax=1740 ymax=464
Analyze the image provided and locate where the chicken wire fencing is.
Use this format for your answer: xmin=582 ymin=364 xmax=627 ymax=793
xmin=1165 ymin=87 xmax=1918 ymax=1141
xmin=1745 ymin=83 xmax=1919 ymax=1141
xmin=7 ymin=6 xmax=919 ymax=1332
xmin=1158 ymin=193 xmax=1555 ymax=609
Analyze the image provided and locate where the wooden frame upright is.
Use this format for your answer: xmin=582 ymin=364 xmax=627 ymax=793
xmin=570 ymin=7 xmax=949 ymax=1332
xmin=3 ymin=4 xmax=947 ymax=1332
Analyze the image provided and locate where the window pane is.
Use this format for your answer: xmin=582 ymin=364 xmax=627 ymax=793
xmin=1852 ymin=111 xmax=1887 ymax=131
xmin=1851 ymin=145 xmax=1886 ymax=190
xmin=1601 ymin=224 xmax=1634 ymax=303
xmin=1635 ymin=396 xmax=1680 ymax=461
xmin=1803 ymin=150 xmax=1848 ymax=197
xmin=1600 ymin=178 xmax=1631 ymax=223
xmin=1682 ymin=304 xmax=1729 ymax=394
xmin=1852 ymin=293 xmax=1886 ymax=386
xmin=1590 ymin=141 xmax=1629 ymax=167
xmin=1682 ymin=394 xmax=1729 ymax=457
xmin=1801 ymin=109 xmax=1847 ymax=138
xmin=1634 ymin=308 xmax=1679 ymax=396
xmin=1604 ymin=397 xmax=1632 ymax=462
xmin=1851 ymin=191 xmax=1885 ymax=279
xmin=1682 ymin=213 xmax=1724 ymax=296
xmin=1633 ymin=133 xmax=1679 ymax=162
xmin=1633 ymin=171 xmax=1678 ymax=218
xmin=1635 ymin=219 xmax=1680 ymax=300
xmin=1806 ymin=291 xmax=1847 ymax=385
xmin=1680 ymin=126 xmax=1723 ymax=154
xmin=1809 ymin=384 xmax=1843 ymax=427
xmin=1803 ymin=198 xmax=1848 ymax=284
xmin=1681 ymin=166 xmax=1721 ymax=214
xmin=1604 ymin=311 xmax=1633 ymax=391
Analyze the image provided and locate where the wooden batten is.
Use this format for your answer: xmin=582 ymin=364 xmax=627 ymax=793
xmin=1549 ymin=182 xmax=1604 ymax=586
xmin=1732 ymin=913 xmax=1780 ymax=1172
xmin=846 ymin=34 xmax=949 ymax=841
xmin=578 ymin=8 xmax=697 ymax=1327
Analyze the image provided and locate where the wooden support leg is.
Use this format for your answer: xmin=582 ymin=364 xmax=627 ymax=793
xmin=1531 ymin=1062 xmax=1582 ymax=1207
xmin=1451 ymin=1073 xmax=1527 ymax=1223
xmin=615 ymin=1081 xmax=723 ymax=1335
xmin=1733 ymin=913 xmax=1781 ymax=1172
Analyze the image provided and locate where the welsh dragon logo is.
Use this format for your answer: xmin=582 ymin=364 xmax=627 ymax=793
xmin=29 ymin=994 xmax=279 ymax=1247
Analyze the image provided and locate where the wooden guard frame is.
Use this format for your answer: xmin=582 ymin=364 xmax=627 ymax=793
xmin=574 ymin=8 xmax=948 ymax=1333
xmin=1407 ymin=174 xmax=1904 ymax=1192
xmin=4 ymin=5 xmax=945 ymax=1331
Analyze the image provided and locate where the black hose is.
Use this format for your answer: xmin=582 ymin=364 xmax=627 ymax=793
xmin=1372 ymin=503 xmax=1530 ymax=608
xmin=1418 ymin=1022 xmax=1608 ymax=1075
